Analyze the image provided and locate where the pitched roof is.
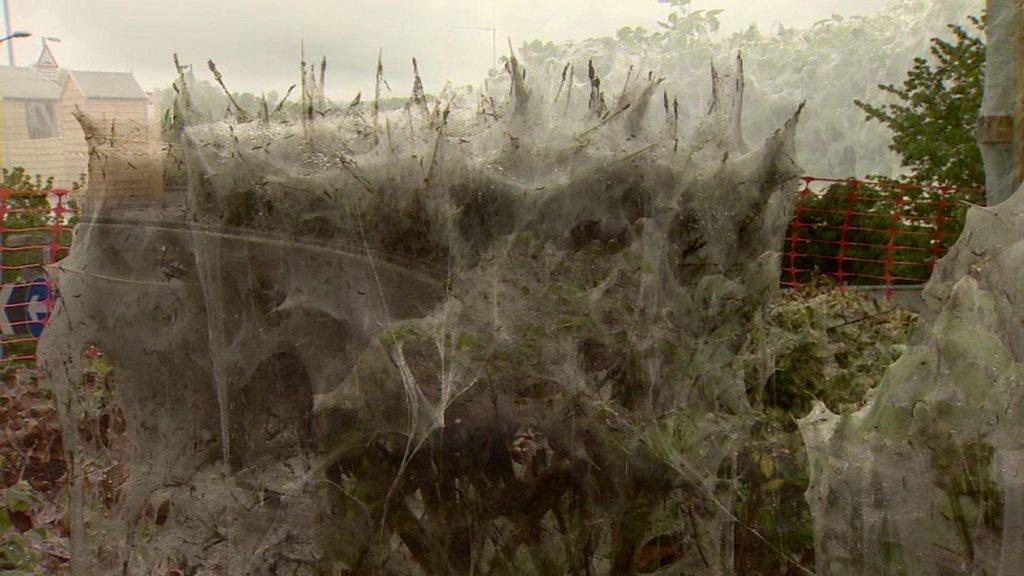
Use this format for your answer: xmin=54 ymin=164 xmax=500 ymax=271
xmin=36 ymin=44 xmax=58 ymax=69
xmin=0 ymin=66 xmax=60 ymax=100
xmin=66 ymin=70 xmax=147 ymax=100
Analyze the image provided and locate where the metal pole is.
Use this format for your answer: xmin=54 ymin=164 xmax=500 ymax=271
xmin=451 ymin=2 xmax=497 ymax=71
xmin=979 ymin=0 xmax=1022 ymax=205
xmin=1015 ymin=1 xmax=1024 ymax=195
xmin=2 ymin=0 xmax=13 ymax=66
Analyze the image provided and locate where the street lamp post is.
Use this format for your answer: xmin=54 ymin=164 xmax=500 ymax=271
xmin=0 ymin=0 xmax=29 ymax=65
xmin=979 ymin=0 xmax=1022 ymax=206
xmin=0 ymin=30 xmax=30 ymax=43
xmin=1 ymin=0 xmax=10 ymax=66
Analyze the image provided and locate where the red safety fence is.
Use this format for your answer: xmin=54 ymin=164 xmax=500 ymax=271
xmin=784 ymin=177 xmax=986 ymax=298
xmin=0 ymin=188 xmax=75 ymax=364
xmin=0 ymin=179 xmax=988 ymax=364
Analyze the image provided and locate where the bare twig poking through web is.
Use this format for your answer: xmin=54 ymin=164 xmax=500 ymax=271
xmin=300 ymin=40 xmax=308 ymax=139
xmin=319 ymin=56 xmax=327 ymax=110
xmin=308 ymin=63 xmax=319 ymax=111
xmin=624 ymin=72 xmax=664 ymax=137
xmin=672 ymin=96 xmax=680 ymax=151
xmin=576 ymin=73 xmax=644 ymax=142
xmin=404 ymin=100 xmax=415 ymax=140
xmin=660 ymin=88 xmax=678 ymax=149
xmin=271 ymin=84 xmax=295 ymax=119
xmin=505 ymin=39 xmax=530 ymax=116
xmin=411 ymin=57 xmax=429 ymax=118
xmin=576 ymin=103 xmax=630 ymax=142
xmin=171 ymin=53 xmax=198 ymax=125
xmin=616 ymin=64 xmax=635 ymax=109
xmin=428 ymin=84 xmax=449 ymax=128
xmin=564 ymin=63 xmax=574 ymax=117
xmin=553 ymin=62 xmax=570 ymax=105
xmin=422 ymin=98 xmax=451 ymax=189
xmin=374 ymin=49 xmax=384 ymax=145
xmin=207 ymin=60 xmax=253 ymax=122
xmin=587 ymin=59 xmax=608 ymax=118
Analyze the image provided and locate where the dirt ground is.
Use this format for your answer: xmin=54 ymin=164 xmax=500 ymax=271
xmin=1 ymin=365 xmax=70 ymax=574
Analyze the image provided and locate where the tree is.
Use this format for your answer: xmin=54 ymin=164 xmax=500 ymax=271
xmin=786 ymin=16 xmax=986 ymax=288
xmin=854 ymin=16 xmax=985 ymax=189
xmin=656 ymin=0 xmax=723 ymax=41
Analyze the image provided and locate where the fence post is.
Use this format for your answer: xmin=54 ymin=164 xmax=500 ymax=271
xmin=930 ymin=195 xmax=948 ymax=274
xmin=835 ymin=180 xmax=859 ymax=291
xmin=46 ymin=191 xmax=65 ymax=320
xmin=786 ymin=177 xmax=811 ymax=288
xmin=884 ymin=193 xmax=904 ymax=302
xmin=0 ymin=189 xmax=6 ymax=360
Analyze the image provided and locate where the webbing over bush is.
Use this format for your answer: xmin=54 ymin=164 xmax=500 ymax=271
xmin=0 ymin=179 xmax=984 ymax=363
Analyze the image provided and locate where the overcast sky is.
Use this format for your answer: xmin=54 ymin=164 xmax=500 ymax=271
xmin=11 ymin=0 xmax=891 ymax=100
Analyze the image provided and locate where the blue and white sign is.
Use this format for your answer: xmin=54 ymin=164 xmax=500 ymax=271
xmin=0 ymin=276 xmax=51 ymax=338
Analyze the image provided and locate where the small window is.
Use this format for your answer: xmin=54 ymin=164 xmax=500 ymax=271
xmin=26 ymin=101 xmax=57 ymax=139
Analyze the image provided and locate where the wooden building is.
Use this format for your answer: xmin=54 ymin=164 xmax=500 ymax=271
xmin=0 ymin=43 xmax=161 ymax=197
xmin=0 ymin=65 xmax=66 ymax=186
xmin=59 ymin=69 xmax=160 ymax=198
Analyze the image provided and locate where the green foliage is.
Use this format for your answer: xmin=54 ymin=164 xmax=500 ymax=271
xmin=519 ymin=0 xmax=984 ymax=178
xmin=0 ymin=167 xmax=76 ymax=281
xmin=789 ymin=179 xmax=982 ymax=286
xmin=0 ymin=167 xmax=78 ymax=362
xmin=855 ymin=16 xmax=985 ymax=188
xmin=785 ymin=17 xmax=985 ymax=288
xmin=756 ymin=281 xmax=916 ymax=416
xmin=656 ymin=0 xmax=723 ymax=41
xmin=735 ymin=283 xmax=917 ymax=573
xmin=734 ymin=415 xmax=815 ymax=573
xmin=0 ymin=482 xmax=45 ymax=575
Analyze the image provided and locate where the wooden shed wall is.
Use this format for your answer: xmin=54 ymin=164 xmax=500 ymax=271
xmin=0 ymin=74 xmax=160 ymax=193
xmin=0 ymin=99 xmax=69 ymax=187
xmin=60 ymin=79 xmax=161 ymax=198
xmin=59 ymin=80 xmax=88 ymax=189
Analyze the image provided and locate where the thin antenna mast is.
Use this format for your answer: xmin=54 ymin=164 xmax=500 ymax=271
xmin=451 ymin=1 xmax=497 ymax=71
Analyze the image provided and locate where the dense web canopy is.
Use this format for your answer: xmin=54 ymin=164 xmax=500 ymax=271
xmin=39 ymin=47 xmax=806 ymax=574
xmin=34 ymin=4 xmax=1024 ymax=573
